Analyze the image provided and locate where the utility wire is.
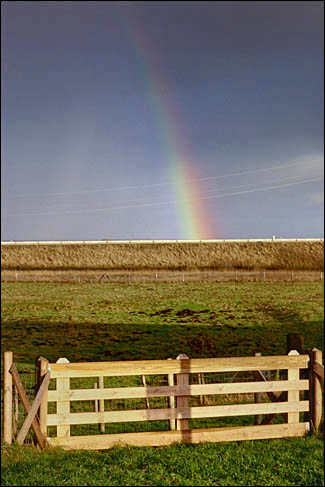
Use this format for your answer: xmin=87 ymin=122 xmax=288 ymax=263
xmin=7 ymin=176 xmax=321 ymax=217
xmin=7 ymin=173 xmax=319 ymax=214
xmin=5 ymin=159 xmax=320 ymax=199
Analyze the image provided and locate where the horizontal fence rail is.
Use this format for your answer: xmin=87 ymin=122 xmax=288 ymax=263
xmin=48 ymin=423 xmax=310 ymax=450
xmin=47 ymin=380 xmax=309 ymax=402
xmin=47 ymin=402 xmax=309 ymax=426
xmin=48 ymin=355 xmax=310 ymax=378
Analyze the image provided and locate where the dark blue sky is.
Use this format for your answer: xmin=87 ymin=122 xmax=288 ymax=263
xmin=1 ymin=1 xmax=323 ymax=240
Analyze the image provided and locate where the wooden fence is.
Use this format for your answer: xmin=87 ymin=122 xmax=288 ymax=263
xmin=3 ymin=349 xmax=323 ymax=450
xmin=2 ymin=269 xmax=323 ymax=284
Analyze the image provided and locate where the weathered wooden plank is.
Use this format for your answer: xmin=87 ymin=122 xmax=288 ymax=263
xmin=16 ymin=372 xmax=50 ymax=445
xmin=13 ymin=386 xmax=19 ymax=437
xmin=56 ymin=358 xmax=70 ymax=438
xmin=288 ymin=351 xmax=300 ymax=424
xmin=47 ymin=380 xmax=309 ymax=402
xmin=176 ymin=354 xmax=189 ymax=430
xmin=48 ymin=355 xmax=309 ymax=378
xmin=47 ymin=400 xmax=309 ymax=426
xmin=9 ymin=363 xmax=47 ymax=448
xmin=3 ymin=351 xmax=13 ymax=445
xmin=47 ymin=422 xmax=310 ymax=450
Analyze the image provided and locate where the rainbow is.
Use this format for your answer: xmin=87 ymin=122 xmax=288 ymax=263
xmin=118 ymin=8 xmax=219 ymax=239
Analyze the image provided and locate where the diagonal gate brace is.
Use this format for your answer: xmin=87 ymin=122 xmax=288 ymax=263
xmin=313 ymin=361 xmax=324 ymax=381
xmin=9 ymin=363 xmax=50 ymax=448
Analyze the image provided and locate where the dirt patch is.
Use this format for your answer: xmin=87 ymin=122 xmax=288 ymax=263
xmin=176 ymin=309 xmax=197 ymax=317
xmin=149 ymin=308 xmax=174 ymax=316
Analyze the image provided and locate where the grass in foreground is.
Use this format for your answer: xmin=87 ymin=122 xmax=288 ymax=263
xmin=1 ymin=281 xmax=324 ymax=486
xmin=1 ymin=436 xmax=323 ymax=486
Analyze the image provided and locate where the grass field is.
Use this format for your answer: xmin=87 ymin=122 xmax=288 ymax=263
xmin=1 ymin=281 xmax=324 ymax=486
xmin=2 ymin=436 xmax=323 ymax=486
xmin=2 ymin=281 xmax=323 ymax=362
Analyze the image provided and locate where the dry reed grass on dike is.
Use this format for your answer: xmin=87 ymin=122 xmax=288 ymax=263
xmin=1 ymin=241 xmax=324 ymax=271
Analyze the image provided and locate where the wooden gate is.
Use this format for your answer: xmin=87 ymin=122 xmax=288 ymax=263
xmin=3 ymin=349 xmax=323 ymax=450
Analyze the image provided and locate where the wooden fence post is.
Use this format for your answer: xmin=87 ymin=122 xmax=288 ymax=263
xmin=3 ymin=351 xmax=13 ymax=444
xmin=94 ymin=383 xmax=98 ymax=412
xmin=39 ymin=357 xmax=49 ymax=438
xmin=56 ymin=358 xmax=70 ymax=438
xmin=176 ymin=353 xmax=189 ymax=431
xmin=286 ymin=334 xmax=306 ymax=423
xmin=287 ymin=350 xmax=300 ymax=424
xmin=312 ymin=348 xmax=323 ymax=432
xmin=98 ymin=376 xmax=105 ymax=433
xmin=254 ymin=352 xmax=262 ymax=425
xmin=167 ymin=358 xmax=175 ymax=430
xmin=286 ymin=334 xmax=304 ymax=355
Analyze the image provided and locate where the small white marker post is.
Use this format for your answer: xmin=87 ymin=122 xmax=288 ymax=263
xmin=254 ymin=352 xmax=262 ymax=425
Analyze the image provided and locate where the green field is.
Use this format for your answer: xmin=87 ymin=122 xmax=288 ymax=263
xmin=1 ymin=281 xmax=324 ymax=486
xmin=2 ymin=281 xmax=323 ymax=362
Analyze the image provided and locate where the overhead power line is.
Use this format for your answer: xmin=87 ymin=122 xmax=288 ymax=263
xmin=7 ymin=172 xmax=318 ymax=214
xmin=6 ymin=159 xmax=319 ymax=199
xmin=7 ymin=176 xmax=321 ymax=218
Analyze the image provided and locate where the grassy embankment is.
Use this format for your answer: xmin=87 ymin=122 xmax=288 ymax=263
xmin=2 ymin=241 xmax=324 ymax=271
xmin=1 ymin=281 xmax=324 ymax=486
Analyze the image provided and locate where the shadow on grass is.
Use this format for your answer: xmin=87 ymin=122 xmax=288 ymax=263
xmin=3 ymin=313 xmax=323 ymax=365
xmin=255 ymin=304 xmax=324 ymax=353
